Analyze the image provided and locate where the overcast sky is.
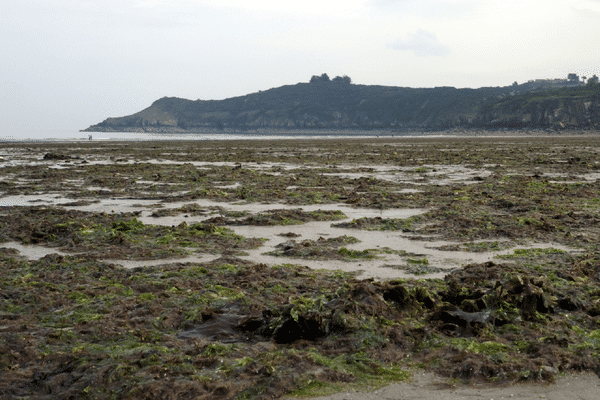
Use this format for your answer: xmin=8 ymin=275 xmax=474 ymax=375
xmin=2 ymin=0 xmax=600 ymax=131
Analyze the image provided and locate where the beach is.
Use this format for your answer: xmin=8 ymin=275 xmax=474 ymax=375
xmin=2 ymin=135 xmax=600 ymax=399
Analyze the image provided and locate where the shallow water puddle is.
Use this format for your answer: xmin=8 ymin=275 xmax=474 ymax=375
xmin=0 ymin=241 xmax=219 ymax=269
xmin=100 ymin=254 xmax=220 ymax=269
xmin=323 ymin=164 xmax=492 ymax=186
xmin=0 ymin=195 xmax=160 ymax=209
xmin=2 ymin=153 xmax=496 ymax=184
xmin=0 ymin=203 xmax=533 ymax=280
xmin=0 ymin=242 xmax=71 ymax=259
xmin=135 ymin=200 xmax=427 ymax=226
xmin=220 ymin=219 xmax=581 ymax=281
xmin=0 ymin=195 xmax=77 ymax=206
xmin=1 ymin=195 xmax=583 ymax=280
xmin=214 ymin=182 xmax=242 ymax=189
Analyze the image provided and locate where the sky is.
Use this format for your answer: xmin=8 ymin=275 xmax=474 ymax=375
xmin=2 ymin=0 xmax=600 ymax=132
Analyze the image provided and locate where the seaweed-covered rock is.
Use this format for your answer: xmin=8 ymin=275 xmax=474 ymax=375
xmin=43 ymin=152 xmax=72 ymax=160
xmin=382 ymin=284 xmax=413 ymax=307
xmin=273 ymin=312 xmax=329 ymax=343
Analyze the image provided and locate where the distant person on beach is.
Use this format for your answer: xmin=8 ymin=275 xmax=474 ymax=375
xmin=88 ymin=135 xmax=92 ymax=141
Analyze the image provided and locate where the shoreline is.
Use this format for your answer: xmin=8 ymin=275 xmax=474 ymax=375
xmin=3 ymin=127 xmax=600 ymax=143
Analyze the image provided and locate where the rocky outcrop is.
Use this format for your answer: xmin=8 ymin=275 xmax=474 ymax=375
xmin=472 ymin=91 xmax=600 ymax=129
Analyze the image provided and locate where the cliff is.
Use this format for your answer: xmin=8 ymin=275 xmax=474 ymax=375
xmin=473 ymin=85 xmax=600 ymax=129
xmin=82 ymin=80 xmax=600 ymax=132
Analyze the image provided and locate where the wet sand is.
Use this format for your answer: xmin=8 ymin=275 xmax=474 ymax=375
xmin=296 ymin=372 xmax=600 ymax=400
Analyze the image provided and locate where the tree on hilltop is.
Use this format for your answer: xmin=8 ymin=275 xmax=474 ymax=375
xmin=332 ymin=75 xmax=352 ymax=84
xmin=310 ymin=73 xmax=352 ymax=84
xmin=310 ymin=73 xmax=331 ymax=83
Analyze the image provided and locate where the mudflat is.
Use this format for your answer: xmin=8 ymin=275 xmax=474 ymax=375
xmin=2 ymin=135 xmax=600 ymax=399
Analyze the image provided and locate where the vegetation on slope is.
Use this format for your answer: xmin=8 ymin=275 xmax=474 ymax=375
xmin=83 ymin=77 xmax=600 ymax=132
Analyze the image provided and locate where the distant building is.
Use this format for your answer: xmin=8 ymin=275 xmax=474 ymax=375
xmin=521 ymin=75 xmax=584 ymax=90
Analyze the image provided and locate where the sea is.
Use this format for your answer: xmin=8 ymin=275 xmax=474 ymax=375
xmin=0 ymin=129 xmax=420 ymax=143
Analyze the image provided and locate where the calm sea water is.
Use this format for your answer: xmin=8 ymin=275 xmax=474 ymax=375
xmin=0 ymin=129 xmax=412 ymax=142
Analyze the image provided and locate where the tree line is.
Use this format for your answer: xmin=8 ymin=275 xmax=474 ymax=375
xmin=310 ymin=73 xmax=352 ymax=84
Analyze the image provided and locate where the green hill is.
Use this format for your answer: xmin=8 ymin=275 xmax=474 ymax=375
xmin=82 ymin=78 xmax=600 ymax=132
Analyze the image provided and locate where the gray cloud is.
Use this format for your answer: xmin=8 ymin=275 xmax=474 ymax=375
xmin=387 ymin=29 xmax=451 ymax=57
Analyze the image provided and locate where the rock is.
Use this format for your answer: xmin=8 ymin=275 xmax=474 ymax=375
xmin=43 ymin=153 xmax=71 ymax=160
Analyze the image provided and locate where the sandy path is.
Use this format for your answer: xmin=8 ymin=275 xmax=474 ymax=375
xmin=289 ymin=372 xmax=600 ymax=400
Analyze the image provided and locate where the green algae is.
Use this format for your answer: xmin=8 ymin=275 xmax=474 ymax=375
xmin=4 ymin=137 xmax=600 ymax=398
xmin=496 ymin=247 xmax=567 ymax=259
xmin=4 ymin=250 xmax=600 ymax=397
xmin=265 ymin=235 xmax=368 ymax=261
xmin=332 ymin=216 xmax=419 ymax=231
xmin=1 ymin=208 xmax=265 ymax=259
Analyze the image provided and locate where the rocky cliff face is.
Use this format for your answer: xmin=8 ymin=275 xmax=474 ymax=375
xmin=473 ymin=88 xmax=600 ymax=129
xmin=82 ymin=82 xmax=600 ymax=132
